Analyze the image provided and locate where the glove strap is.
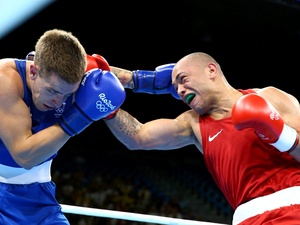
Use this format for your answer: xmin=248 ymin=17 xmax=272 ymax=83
xmin=271 ymin=124 xmax=298 ymax=152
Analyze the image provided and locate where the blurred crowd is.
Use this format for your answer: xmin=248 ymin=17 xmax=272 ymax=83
xmin=52 ymin=145 xmax=232 ymax=225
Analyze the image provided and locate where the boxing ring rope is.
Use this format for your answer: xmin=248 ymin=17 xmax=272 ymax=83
xmin=61 ymin=204 xmax=229 ymax=225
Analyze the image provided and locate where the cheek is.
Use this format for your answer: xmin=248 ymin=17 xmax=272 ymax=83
xmin=34 ymin=89 xmax=49 ymax=101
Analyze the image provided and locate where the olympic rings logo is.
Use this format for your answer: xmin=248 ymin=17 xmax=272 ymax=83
xmin=55 ymin=107 xmax=64 ymax=114
xmin=96 ymin=100 xmax=109 ymax=112
xmin=55 ymin=102 xmax=66 ymax=117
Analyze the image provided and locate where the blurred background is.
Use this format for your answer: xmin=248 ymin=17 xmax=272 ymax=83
xmin=1 ymin=0 xmax=300 ymax=224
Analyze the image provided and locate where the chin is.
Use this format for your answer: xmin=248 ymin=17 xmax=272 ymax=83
xmin=36 ymin=105 xmax=49 ymax=111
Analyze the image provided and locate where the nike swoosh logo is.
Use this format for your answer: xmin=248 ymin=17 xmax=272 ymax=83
xmin=208 ymin=129 xmax=223 ymax=142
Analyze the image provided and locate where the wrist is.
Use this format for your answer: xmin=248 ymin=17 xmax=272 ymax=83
xmin=287 ymin=135 xmax=299 ymax=154
xmin=132 ymin=70 xmax=155 ymax=94
xmin=103 ymin=108 xmax=119 ymax=120
xmin=271 ymin=124 xmax=298 ymax=153
xmin=58 ymin=104 xmax=92 ymax=137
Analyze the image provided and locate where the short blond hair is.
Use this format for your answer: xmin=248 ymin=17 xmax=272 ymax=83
xmin=34 ymin=29 xmax=87 ymax=84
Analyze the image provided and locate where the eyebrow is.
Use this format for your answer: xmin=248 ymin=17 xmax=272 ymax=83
xmin=175 ymin=72 xmax=184 ymax=82
xmin=48 ymin=86 xmax=63 ymax=95
xmin=44 ymin=78 xmax=73 ymax=96
xmin=172 ymin=72 xmax=181 ymax=86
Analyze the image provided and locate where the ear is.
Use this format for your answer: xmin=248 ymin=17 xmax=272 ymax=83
xmin=29 ymin=64 xmax=38 ymax=80
xmin=207 ymin=63 xmax=218 ymax=78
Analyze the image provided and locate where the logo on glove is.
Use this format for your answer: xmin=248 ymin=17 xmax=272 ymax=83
xmin=96 ymin=100 xmax=108 ymax=112
xmin=96 ymin=93 xmax=116 ymax=112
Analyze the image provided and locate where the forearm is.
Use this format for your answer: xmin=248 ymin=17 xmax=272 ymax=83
xmin=104 ymin=108 xmax=143 ymax=150
xmin=14 ymin=124 xmax=70 ymax=169
xmin=110 ymin=66 xmax=134 ymax=89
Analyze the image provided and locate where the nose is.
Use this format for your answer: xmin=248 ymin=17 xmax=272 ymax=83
xmin=52 ymin=95 xmax=66 ymax=108
xmin=177 ymin=84 xmax=185 ymax=96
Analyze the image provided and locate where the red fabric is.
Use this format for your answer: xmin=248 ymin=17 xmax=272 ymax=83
xmin=199 ymin=89 xmax=300 ymax=209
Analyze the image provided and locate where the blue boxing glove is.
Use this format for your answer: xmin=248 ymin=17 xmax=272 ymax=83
xmin=59 ymin=68 xmax=126 ymax=136
xmin=132 ymin=63 xmax=180 ymax=100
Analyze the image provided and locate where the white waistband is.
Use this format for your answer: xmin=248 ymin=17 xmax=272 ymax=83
xmin=0 ymin=160 xmax=52 ymax=184
xmin=233 ymin=186 xmax=300 ymax=225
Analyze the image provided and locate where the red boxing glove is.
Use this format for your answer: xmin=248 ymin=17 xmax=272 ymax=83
xmin=232 ymin=93 xmax=299 ymax=153
xmin=86 ymin=54 xmax=110 ymax=72
xmin=86 ymin=54 xmax=120 ymax=121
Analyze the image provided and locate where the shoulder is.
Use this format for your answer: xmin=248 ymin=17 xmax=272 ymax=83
xmin=251 ymin=86 xmax=292 ymax=101
xmin=0 ymin=58 xmax=24 ymax=97
xmin=256 ymin=86 xmax=294 ymax=100
xmin=257 ymin=86 xmax=299 ymax=112
xmin=176 ymin=109 xmax=198 ymax=121
xmin=176 ymin=109 xmax=202 ymax=149
xmin=0 ymin=58 xmax=17 ymax=69
xmin=176 ymin=109 xmax=199 ymax=134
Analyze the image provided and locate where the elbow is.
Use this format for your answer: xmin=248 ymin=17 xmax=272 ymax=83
xmin=12 ymin=154 xmax=35 ymax=170
xmin=15 ymin=161 xmax=34 ymax=170
xmin=22 ymin=164 xmax=34 ymax=170
xmin=122 ymin=139 xmax=152 ymax=150
xmin=16 ymin=160 xmax=34 ymax=170
xmin=122 ymin=140 xmax=145 ymax=151
xmin=123 ymin=143 xmax=141 ymax=150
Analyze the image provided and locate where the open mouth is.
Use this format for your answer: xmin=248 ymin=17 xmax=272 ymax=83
xmin=185 ymin=93 xmax=195 ymax=104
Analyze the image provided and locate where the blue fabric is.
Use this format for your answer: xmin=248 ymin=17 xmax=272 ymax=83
xmin=0 ymin=181 xmax=69 ymax=225
xmin=0 ymin=60 xmax=72 ymax=167
xmin=0 ymin=59 xmax=74 ymax=224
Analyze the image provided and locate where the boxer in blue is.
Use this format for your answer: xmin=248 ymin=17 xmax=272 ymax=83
xmin=0 ymin=29 xmax=125 ymax=225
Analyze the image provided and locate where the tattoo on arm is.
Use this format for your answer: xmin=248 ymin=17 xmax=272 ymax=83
xmin=109 ymin=109 xmax=141 ymax=137
xmin=110 ymin=67 xmax=134 ymax=89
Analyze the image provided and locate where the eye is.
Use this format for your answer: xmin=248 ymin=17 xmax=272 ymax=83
xmin=181 ymin=76 xmax=188 ymax=84
xmin=48 ymin=88 xmax=56 ymax=94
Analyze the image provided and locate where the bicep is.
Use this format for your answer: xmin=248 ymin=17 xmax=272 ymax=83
xmin=105 ymin=109 xmax=194 ymax=150
xmin=0 ymin=94 xmax=32 ymax=153
xmin=138 ymin=116 xmax=194 ymax=150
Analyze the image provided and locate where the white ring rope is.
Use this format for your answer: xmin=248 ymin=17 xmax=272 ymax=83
xmin=61 ymin=204 xmax=229 ymax=225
